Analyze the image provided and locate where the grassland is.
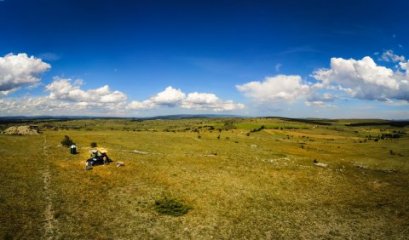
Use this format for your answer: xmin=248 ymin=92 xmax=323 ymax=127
xmin=0 ymin=117 xmax=408 ymax=239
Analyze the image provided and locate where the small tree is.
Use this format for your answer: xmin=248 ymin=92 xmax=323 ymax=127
xmin=90 ymin=142 xmax=97 ymax=148
xmin=61 ymin=135 xmax=75 ymax=147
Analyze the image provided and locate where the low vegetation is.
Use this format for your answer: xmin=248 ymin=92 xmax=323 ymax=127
xmin=1 ymin=117 xmax=408 ymax=239
xmin=60 ymin=135 xmax=75 ymax=147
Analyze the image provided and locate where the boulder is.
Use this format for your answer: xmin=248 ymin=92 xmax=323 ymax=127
xmin=2 ymin=125 xmax=39 ymax=135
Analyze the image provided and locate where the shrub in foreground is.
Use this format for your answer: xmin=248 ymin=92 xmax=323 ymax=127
xmin=61 ymin=135 xmax=75 ymax=147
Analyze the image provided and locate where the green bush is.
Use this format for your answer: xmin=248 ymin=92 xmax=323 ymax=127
xmin=250 ymin=125 xmax=265 ymax=133
xmin=222 ymin=120 xmax=236 ymax=130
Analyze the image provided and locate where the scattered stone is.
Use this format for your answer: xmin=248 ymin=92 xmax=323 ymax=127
xmin=381 ymin=169 xmax=398 ymax=173
xmin=116 ymin=162 xmax=125 ymax=167
xmin=313 ymin=160 xmax=328 ymax=168
xmin=250 ymin=144 xmax=258 ymax=148
xmin=203 ymin=154 xmax=217 ymax=157
xmin=132 ymin=150 xmax=148 ymax=155
xmin=264 ymin=157 xmax=290 ymax=163
xmin=354 ymin=164 xmax=369 ymax=170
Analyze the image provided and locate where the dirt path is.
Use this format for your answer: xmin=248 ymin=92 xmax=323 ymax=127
xmin=42 ymin=136 xmax=58 ymax=239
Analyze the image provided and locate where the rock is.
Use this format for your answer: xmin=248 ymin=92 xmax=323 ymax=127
xmin=116 ymin=162 xmax=125 ymax=167
xmin=133 ymin=150 xmax=148 ymax=154
xmin=354 ymin=164 xmax=369 ymax=170
xmin=3 ymin=125 xmax=39 ymax=135
xmin=381 ymin=169 xmax=397 ymax=173
xmin=314 ymin=162 xmax=328 ymax=168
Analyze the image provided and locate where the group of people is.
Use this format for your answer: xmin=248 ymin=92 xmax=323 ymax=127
xmin=85 ymin=148 xmax=112 ymax=170
xmin=68 ymin=144 xmax=112 ymax=170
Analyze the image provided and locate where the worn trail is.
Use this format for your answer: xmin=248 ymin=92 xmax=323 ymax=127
xmin=42 ymin=136 xmax=58 ymax=240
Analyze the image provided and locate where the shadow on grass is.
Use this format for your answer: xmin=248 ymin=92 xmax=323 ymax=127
xmin=154 ymin=197 xmax=191 ymax=217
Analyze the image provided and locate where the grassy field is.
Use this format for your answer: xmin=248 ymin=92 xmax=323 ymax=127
xmin=1 ymin=118 xmax=409 ymax=239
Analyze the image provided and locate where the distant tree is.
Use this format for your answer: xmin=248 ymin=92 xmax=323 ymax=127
xmin=250 ymin=125 xmax=265 ymax=133
xmin=222 ymin=120 xmax=236 ymax=130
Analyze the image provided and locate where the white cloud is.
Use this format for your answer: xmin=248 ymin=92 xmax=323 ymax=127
xmin=1 ymin=80 xmax=243 ymax=115
xmin=0 ymin=78 xmax=130 ymax=116
xmin=313 ymin=56 xmax=409 ymax=101
xmin=46 ymin=77 xmax=127 ymax=103
xmin=236 ymin=75 xmax=311 ymax=103
xmin=305 ymin=93 xmax=335 ymax=107
xmin=399 ymin=61 xmax=409 ymax=73
xmin=380 ymin=50 xmax=405 ymax=63
xmin=0 ymin=53 xmax=50 ymax=93
xmin=127 ymin=100 xmax=156 ymax=110
xmin=149 ymin=86 xmax=186 ymax=106
xmin=182 ymin=92 xmax=245 ymax=111
xmin=128 ymin=86 xmax=244 ymax=112
xmin=0 ymin=96 xmax=128 ymax=116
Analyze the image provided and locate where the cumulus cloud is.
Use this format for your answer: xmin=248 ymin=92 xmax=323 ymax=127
xmin=0 ymin=53 xmax=50 ymax=94
xmin=236 ymin=75 xmax=311 ymax=103
xmin=313 ymin=56 xmax=409 ymax=101
xmin=128 ymin=86 xmax=244 ymax=112
xmin=399 ymin=61 xmax=409 ymax=73
xmin=149 ymin=86 xmax=186 ymax=106
xmin=46 ymin=77 xmax=127 ymax=103
xmin=182 ymin=92 xmax=245 ymax=111
xmin=0 ymin=78 xmax=130 ymax=116
xmin=305 ymin=93 xmax=335 ymax=107
xmin=380 ymin=50 xmax=405 ymax=63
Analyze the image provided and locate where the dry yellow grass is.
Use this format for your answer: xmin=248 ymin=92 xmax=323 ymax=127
xmin=1 ymin=118 xmax=408 ymax=239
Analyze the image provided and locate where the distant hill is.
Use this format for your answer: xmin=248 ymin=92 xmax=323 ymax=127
xmin=139 ymin=114 xmax=242 ymax=120
xmin=0 ymin=115 xmax=408 ymax=126
xmin=0 ymin=114 xmax=242 ymax=123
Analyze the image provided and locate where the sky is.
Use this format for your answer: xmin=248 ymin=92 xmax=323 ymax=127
xmin=1 ymin=0 xmax=409 ymax=119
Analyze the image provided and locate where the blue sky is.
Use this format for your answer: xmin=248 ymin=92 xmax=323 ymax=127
xmin=1 ymin=0 xmax=409 ymax=118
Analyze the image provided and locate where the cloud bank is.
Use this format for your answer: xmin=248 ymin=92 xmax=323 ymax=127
xmin=46 ymin=78 xmax=127 ymax=104
xmin=236 ymin=50 xmax=409 ymax=110
xmin=0 ymin=52 xmax=244 ymax=115
xmin=1 ymin=50 xmax=409 ymax=117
